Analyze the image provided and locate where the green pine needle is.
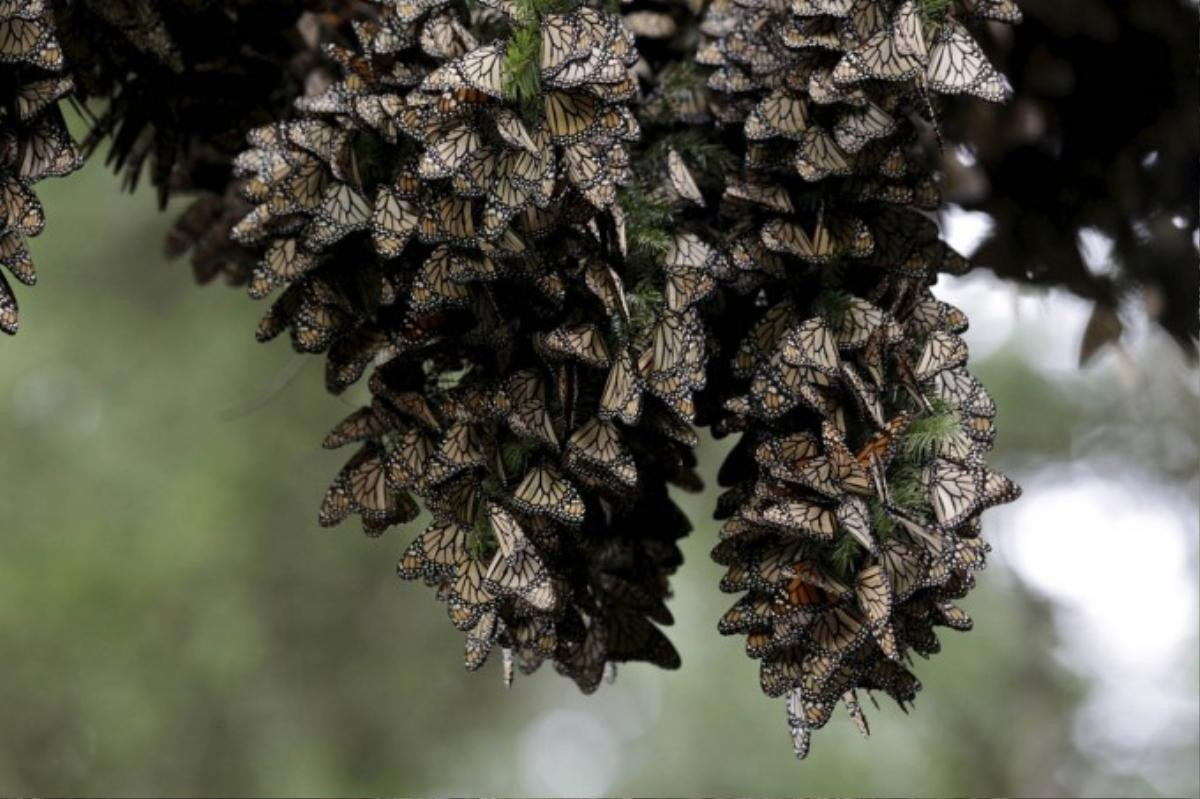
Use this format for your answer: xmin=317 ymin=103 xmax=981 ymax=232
xmin=617 ymin=184 xmax=675 ymax=264
xmin=503 ymin=25 xmax=541 ymax=105
xmin=919 ymin=0 xmax=951 ymax=23
xmin=900 ymin=400 xmax=963 ymax=461
xmin=815 ymin=289 xmax=855 ymax=327
xmin=626 ymin=281 xmax=664 ymax=339
xmin=830 ymin=533 xmax=864 ymax=581
xmin=645 ymin=129 xmax=737 ymax=178
xmin=500 ymin=436 xmax=537 ymax=479
xmin=468 ymin=513 xmax=497 ymax=561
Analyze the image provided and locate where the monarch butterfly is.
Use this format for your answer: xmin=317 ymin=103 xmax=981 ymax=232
xmin=827 ymin=296 xmax=889 ymax=350
xmin=13 ymin=76 xmax=71 ymax=122
xmin=719 ymin=558 xmax=756 ymax=594
xmin=757 ymin=431 xmax=821 ymax=476
xmin=0 ymin=271 xmax=19 ymax=335
xmin=666 ymin=149 xmax=704 ymax=207
xmin=749 ymin=540 xmax=812 ymax=592
xmin=808 ymin=65 xmax=869 ymax=108
xmin=535 ymin=322 xmax=611 ymax=368
xmin=1 ymin=175 xmax=45 ymax=236
xmin=718 ymin=593 xmax=776 ymax=638
xmin=806 ymin=606 xmax=869 ymax=657
xmin=927 ymin=21 xmax=1010 ymax=102
xmin=748 ymin=358 xmax=832 ymax=421
xmin=347 ymin=444 xmax=421 ymax=529
xmin=397 ymin=521 xmax=470 ymax=581
xmin=451 ymin=147 xmax=496 ymax=201
xmin=791 ymin=0 xmax=854 ymax=18
xmin=291 ymin=282 xmax=348 ymax=354
xmin=417 ymin=122 xmax=481 ymax=181
xmin=598 ymin=349 xmax=642 ymax=425
xmin=582 ymin=259 xmax=629 ymax=320
xmin=906 ymin=293 xmax=969 ymax=336
xmin=596 ymin=570 xmax=674 ymax=626
xmin=781 ymin=16 xmax=842 ymax=52
xmin=833 ymin=19 xmax=922 ymax=86
xmin=877 ymin=539 xmax=929 ymax=603
xmin=497 ymin=370 xmax=556 ymax=447
xmin=562 ymin=141 xmax=621 ymax=209
xmin=624 ymin=10 xmax=677 ymax=38
xmin=933 ymin=600 xmax=973 ymax=631
xmin=957 ymin=0 xmax=1022 ymax=23
xmin=892 ymin=0 xmax=927 ymax=59
xmin=424 ymin=43 xmax=505 ymax=97
xmin=736 ymin=302 xmax=798 ymax=378
xmin=513 ymin=615 xmax=559 ymax=664
xmin=493 ymin=109 xmax=539 ymax=154
xmin=545 ymin=92 xmax=600 ymax=144
xmin=760 ymin=648 xmax=804 ymax=698
xmin=305 ymin=181 xmax=371 ymax=249
xmin=420 ymin=11 xmax=476 ymax=61
xmin=602 ymin=606 xmax=681 ymax=669
xmin=0 ymin=16 xmax=63 ymax=71
xmin=706 ymin=66 xmax=758 ymax=95
xmin=484 ymin=544 xmax=557 ymax=611
xmin=780 ymin=317 xmax=841 ymax=375
xmin=923 ymin=459 xmax=1019 ymax=530
xmin=745 ymin=90 xmax=810 ymax=142
xmin=856 ymin=564 xmax=899 ymax=660
xmin=565 ymin=417 xmax=638 ymax=489
xmin=512 ymin=466 xmax=586 ymax=525
xmin=931 ymin=367 xmax=998 ymax=417
xmin=895 ymin=606 xmax=942 ymax=657
xmin=836 ymin=495 xmax=875 ymax=551
xmin=762 ymin=216 xmax=839 ymax=263
xmin=447 ymin=557 xmax=494 ymax=630
xmin=408 ymin=247 xmax=472 ymax=314
xmin=463 ymin=608 xmax=501 ymax=672
xmin=663 ymin=233 xmax=723 ymax=311
xmin=426 ymin=473 xmax=484 ymax=526
xmin=0 ymin=230 xmax=33 ymax=286
xmin=371 ymin=185 xmax=418 ymax=258
xmin=860 ymin=656 xmax=920 ymax=707
xmin=251 ymin=237 xmax=316 ymax=298
xmin=840 ymin=361 xmax=886 ymax=427
xmin=427 ymin=421 xmax=489 ymax=485
xmin=759 ymin=500 xmax=837 ymax=540
xmin=724 ymin=176 xmax=795 ymax=213
xmin=833 ymin=102 xmax=896 ymax=154
xmin=637 ymin=310 xmax=705 ymax=420
xmin=550 ymin=51 xmax=633 ymax=91
xmin=0 ymin=0 xmax=48 ymax=16
xmin=323 ymin=399 xmax=400 ymax=449
xmin=794 ymin=127 xmax=852 ymax=182
xmin=418 ymin=196 xmax=477 ymax=246
xmin=285 ymin=119 xmax=352 ymax=180
xmin=912 ymin=330 xmax=969 ymax=381
xmin=539 ymin=13 xmax=589 ymax=76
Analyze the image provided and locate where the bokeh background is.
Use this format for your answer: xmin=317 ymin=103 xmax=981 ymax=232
xmin=2 ymin=2 xmax=1199 ymax=788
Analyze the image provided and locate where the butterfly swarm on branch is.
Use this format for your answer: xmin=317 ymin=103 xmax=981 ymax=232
xmin=1 ymin=0 xmax=1022 ymax=760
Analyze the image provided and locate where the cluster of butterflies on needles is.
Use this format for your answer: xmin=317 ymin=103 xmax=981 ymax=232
xmin=1 ymin=0 xmax=1022 ymax=760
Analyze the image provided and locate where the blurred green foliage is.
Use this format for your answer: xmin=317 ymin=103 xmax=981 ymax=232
xmin=0 ymin=158 xmax=1195 ymax=796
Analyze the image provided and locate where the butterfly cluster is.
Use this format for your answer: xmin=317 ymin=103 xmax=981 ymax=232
xmin=692 ymin=0 xmax=1022 ymax=757
xmin=0 ymin=1 xmax=82 ymax=334
xmin=222 ymin=0 xmax=731 ymax=690
xmin=0 ymin=0 xmax=1025 ymax=761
